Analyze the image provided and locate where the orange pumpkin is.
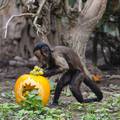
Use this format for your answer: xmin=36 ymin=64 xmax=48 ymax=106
xmin=14 ymin=74 xmax=50 ymax=106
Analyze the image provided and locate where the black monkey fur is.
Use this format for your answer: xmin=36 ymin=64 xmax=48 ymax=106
xmin=33 ymin=43 xmax=103 ymax=105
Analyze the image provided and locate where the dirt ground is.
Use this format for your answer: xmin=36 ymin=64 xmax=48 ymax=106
xmin=0 ymin=65 xmax=120 ymax=101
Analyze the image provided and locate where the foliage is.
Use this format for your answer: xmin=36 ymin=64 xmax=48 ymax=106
xmin=68 ymin=95 xmax=120 ymax=120
xmin=0 ymin=103 xmax=72 ymax=120
xmin=0 ymin=88 xmax=120 ymax=120
xmin=81 ymin=114 xmax=97 ymax=120
xmin=21 ymin=90 xmax=43 ymax=110
xmin=0 ymin=90 xmax=72 ymax=120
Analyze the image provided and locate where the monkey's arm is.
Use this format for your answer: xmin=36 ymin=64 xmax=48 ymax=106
xmin=43 ymin=67 xmax=64 ymax=77
xmin=43 ymin=56 xmax=69 ymax=77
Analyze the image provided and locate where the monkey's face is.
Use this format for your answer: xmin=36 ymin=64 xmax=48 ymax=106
xmin=34 ymin=49 xmax=49 ymax=66
xmin=41 ymin=46 xmax=50 ymax=58
xmin=33 ymin=44 xmax=51 ymax=66
xmin=34 ymin=50 xmax=44 ymax=63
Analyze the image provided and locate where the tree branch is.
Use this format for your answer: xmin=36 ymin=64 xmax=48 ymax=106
xmin=73 ymin=0 xmax=107 ymax=80
xmin=33 ymin=0 xmax=46 ymax=35
xmin=81 ymin=0 xmax=93 ymax=16
xmin=81 ymin=0 xmax=107 ymax=21
xmin=4 ymin=13 xmax=35 ymax=39
xmin=0 ymin=0 xmax=9 ymax=10
xmin=78 ymin=0 xmax=83 ymax=12
xmin=81 ymin=0 xmax=107 ymax=29
xmin=106 ymin=75 xmax=120 ymax=80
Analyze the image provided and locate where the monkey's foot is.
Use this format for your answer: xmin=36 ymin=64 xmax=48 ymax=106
xmin=49 ymin=103 xmax=58 ymax=108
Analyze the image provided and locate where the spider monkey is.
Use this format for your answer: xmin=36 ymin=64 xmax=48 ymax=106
xmin=33 ymin=43 xmax=103 ymax=105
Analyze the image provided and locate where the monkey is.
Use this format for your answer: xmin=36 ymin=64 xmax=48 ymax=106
xmin=33 ymin=42 xmax=103 ymax=106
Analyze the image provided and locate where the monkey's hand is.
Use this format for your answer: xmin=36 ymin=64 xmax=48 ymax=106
xmin=42 ymin=68 xmax=63 ymax=77
xmin=30 ymin=66 xmax=44 ymax=76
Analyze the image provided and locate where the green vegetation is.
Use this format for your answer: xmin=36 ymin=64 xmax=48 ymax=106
xmin=0 ymin=89 xmax=120 ymax=120
xmin=0 ymin=90 xmax=72 ymax=120
xmin=68 ymin=95 xmax=120 ymax=120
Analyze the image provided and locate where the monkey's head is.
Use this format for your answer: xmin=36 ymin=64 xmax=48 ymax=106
xmin=33 ymin=43 xmax=52 ymax=63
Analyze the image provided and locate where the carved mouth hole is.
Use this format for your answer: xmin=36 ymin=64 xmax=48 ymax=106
xmin=22 ymin=83 xmax=38 ymax=96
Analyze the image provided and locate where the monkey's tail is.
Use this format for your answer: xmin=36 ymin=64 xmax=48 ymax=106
xmin=83 ymin=77 xmax=103 ymax=102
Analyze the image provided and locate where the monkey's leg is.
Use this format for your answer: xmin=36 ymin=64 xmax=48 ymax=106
xmin=52 ymin=71 xmax=72 ymax=105
xmin=69 ymin=70 xmax=84 ymax=103
xmin=69 ymin=70 xmax=103 ymax=103
xmin=83 ymin=77 xmax=103 ymax=102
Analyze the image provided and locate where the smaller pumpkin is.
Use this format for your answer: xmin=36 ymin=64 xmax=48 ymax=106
xmin=14 ymin=74 xmax=50 ymax=106
xmin=92 ymin=74 xmax=102 ymax=82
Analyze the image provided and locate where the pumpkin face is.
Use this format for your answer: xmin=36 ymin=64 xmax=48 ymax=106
xmin=14 ymin=74 xmax=50 ymax=106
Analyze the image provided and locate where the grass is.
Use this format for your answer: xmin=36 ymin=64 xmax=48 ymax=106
xmin=0 ymin=90 xmax=72 ymax=120
xmin=0 ymin=80 xmax=120 ymax=120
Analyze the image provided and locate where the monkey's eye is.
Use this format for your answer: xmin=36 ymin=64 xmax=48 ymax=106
xmin=41 ymin=47 xmax=49 ymax=54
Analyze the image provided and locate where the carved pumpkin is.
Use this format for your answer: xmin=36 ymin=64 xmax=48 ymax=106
xmin=14 ymin=74 xmax=50 ymax=106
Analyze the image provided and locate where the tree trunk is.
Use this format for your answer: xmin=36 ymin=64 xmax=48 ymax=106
xmin=64 ymin=0 xmax=107 ymax=78
xmin=0 ymin=0 xmax=107 ymax=78
xmin=0 ymin=0 xmax=27 ymax=58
